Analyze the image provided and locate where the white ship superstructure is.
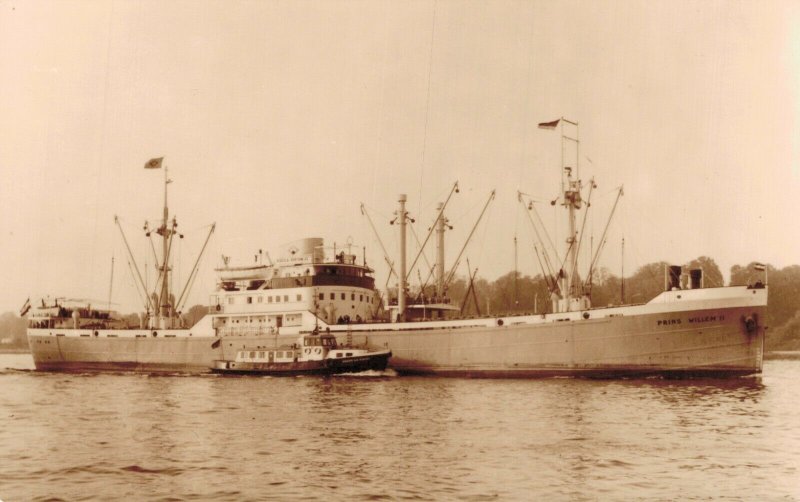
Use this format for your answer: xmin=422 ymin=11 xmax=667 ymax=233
xmin=211 ymin=238 xmax=380 ymax=335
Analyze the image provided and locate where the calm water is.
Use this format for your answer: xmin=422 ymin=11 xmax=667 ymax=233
xmin=1 ymin=355 xmax=798 ymax=501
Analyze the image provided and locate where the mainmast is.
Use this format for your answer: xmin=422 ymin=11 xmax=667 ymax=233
xmin=388 ymin=186 xmax=491 ymax=321
xmin=435 ymin=202 xmax=449 ymax=300
xmin=535 ymin=117 xmax=587 ymax=312
xmin=559 ymin=118 xmax=582 ymax=310
xmin=397 ymin=194 xmax=408 ymax=321
xmin=155 ymin=165 xmax=176 ymax=328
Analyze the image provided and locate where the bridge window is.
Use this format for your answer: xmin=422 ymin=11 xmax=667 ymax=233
xmin=258 ymin=297 xmax=263 ymax=303
xmin=247 ymin=297 xmax=252 ymax=304
xmin=284 ymin=295 xmax=289 ymax=302
xmin=227 ymin=297 xmax=234 ymax=305
xmin=341 ymin=293 xmax=345 ymax=300
xmin=351 ymin=293 xmax=355 ymax=301
xmin=330 ymin=293 xmax=334 ymax=300
xmin=319 ymin=293 xmax=324 ymax=300
xmin=296 ymin=294 xmax=302 ymax=301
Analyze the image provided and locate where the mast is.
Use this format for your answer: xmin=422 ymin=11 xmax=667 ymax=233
xmin=107 ymin=256 xmax=114 ymax=312
xmin=435 ymin=202 xmax=448 ymax=299
xmin=157 ymin=165 xmax=172 ymax=327
xmin=621 ymin=237 xmax=625 ymax=304
xmin=560 ymin=118 xmax=581 ymax=309
xmin=397 ymin=194 xmax=408 ymax=321
xmin=513 ymin=235 xmax=518 ymax=308
xmin=405 ymin=181 xmax=459 ymax=283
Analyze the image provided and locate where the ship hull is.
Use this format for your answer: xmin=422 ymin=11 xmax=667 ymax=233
xmin=346 ymin=305 xmax=765 ymax=378
xmin=27 ymin=288 xmax=766 ymax=378
xmin=27 ymin=334 xmax=223 ymax=373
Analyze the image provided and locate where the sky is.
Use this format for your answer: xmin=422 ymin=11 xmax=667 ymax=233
xmin=1 ymin=0 xmax=798 ymax=315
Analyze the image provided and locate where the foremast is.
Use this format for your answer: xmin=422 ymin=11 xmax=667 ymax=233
xmin=116 ymin=159 xmax=215 ymax=329
xmin=157 ymin=164 xmax=174 ymax=327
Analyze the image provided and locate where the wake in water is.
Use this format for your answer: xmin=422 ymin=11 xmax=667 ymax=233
xmin=333 ymin=368 xmax=398 ymax=378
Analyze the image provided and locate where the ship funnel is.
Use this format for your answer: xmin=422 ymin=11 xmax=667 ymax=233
xmin=689 ymin=268 xmax=703 ymax=289
xmin=667 ymin=265 xmax=682 ymax=291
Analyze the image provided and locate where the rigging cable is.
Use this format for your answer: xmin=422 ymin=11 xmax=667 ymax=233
xmin=89 ymin=0 xmax=116 ymax=304
xmin=416 ymin=0 xmax=438 ymax=216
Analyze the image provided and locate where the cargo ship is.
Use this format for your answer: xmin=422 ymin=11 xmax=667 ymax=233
xmin=26 ymin=124 xmax=767 ymax=377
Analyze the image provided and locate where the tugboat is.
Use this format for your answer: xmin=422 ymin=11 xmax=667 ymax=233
xmin=210 ymin=330 xmax=392 ymax=376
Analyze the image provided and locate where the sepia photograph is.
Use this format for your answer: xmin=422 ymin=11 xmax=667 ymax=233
xmin=0 ymin=0 xmax=798 ymax=499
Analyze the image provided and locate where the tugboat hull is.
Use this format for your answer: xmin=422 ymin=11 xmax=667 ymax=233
xmin=210 ymin=350 xmax=391 ymax=376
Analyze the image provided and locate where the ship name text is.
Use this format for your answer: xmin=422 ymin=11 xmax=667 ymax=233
xmin=657 ymin=315 xmax=724 ymax=327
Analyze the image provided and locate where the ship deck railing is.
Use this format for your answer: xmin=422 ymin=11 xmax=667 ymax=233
xmin=218 ymin=326 xmax=277 ymax=337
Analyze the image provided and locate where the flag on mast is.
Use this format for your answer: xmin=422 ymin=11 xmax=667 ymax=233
xmin=538 ymin=119 xmax=560 ymax=129
xmin=144 ymin=157 xmax=164 ymax=169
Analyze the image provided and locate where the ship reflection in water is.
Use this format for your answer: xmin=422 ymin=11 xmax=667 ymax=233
xmin=1 ymin=354 xmax=798 ymax=500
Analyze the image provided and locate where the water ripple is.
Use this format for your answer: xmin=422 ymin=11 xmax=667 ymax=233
xmin=0 ymin=354 xmax=799 ymax=500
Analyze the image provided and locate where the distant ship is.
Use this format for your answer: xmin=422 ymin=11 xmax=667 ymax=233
xmin=26 ymin=124 xmax=767 ymax=377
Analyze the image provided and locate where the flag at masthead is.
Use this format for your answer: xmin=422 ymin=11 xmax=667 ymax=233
xmin=144 ymin=157 xmax=164 ymax=169
xmin=537 ymin=119 xmax=560 ymax=129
